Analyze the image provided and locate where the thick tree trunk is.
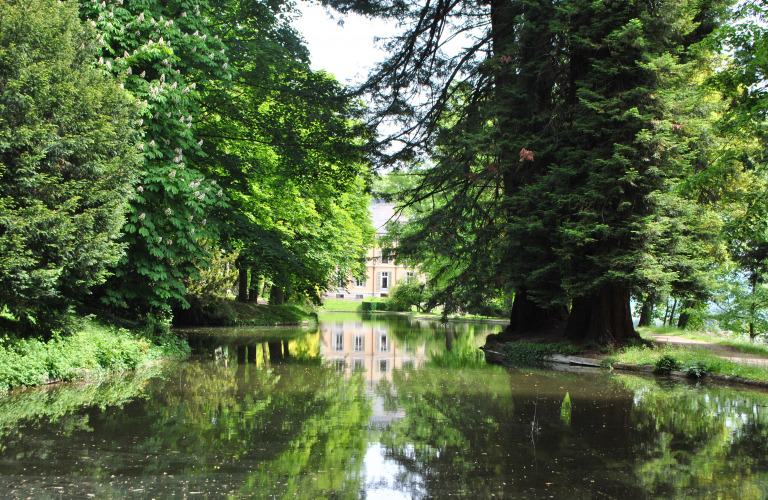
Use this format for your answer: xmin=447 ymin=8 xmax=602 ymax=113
xmin=637 ymin=295 xmax=655 ymax=327
xmin=677 ymin=299 xmax=695 ymax=329
xmin=564 ymin=285 xmax=640 ymax=345
xmin=505 ymin=289 xmax=569 ymax=334
xmin=238 ymin=268 xmax=248 ymax=302
xmin=270 ymin=285 xmax=284 ymax=305
xmin=249 ymin=268 xmax=260 ymax=302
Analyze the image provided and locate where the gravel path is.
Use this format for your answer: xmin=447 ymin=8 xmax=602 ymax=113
xmin=648 ymin=333 xmax=768 ymax=368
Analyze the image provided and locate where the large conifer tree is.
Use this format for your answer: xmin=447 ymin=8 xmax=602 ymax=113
xmin=323 ymin=0 xmax=729 ymax=343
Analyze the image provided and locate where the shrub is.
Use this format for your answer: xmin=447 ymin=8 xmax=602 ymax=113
xmin=680 ymin=360 xmax=708 ymax=378
xmin=654 ymin=354 xmax=678 ymax=374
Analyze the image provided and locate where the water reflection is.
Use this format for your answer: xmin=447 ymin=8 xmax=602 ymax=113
xmin=1 ymin=313 xmax=768 ymax=499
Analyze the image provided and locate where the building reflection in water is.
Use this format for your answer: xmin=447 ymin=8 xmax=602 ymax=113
xmin=322 ymin=317 xmax=427 ymax=425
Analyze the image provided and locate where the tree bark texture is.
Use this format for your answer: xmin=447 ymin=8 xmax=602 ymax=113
xmin=249 ymin=268 xmax=260 ymax=302
xmin=564 ymin=285 xmax=640 ymax=345
xmin=505 ymin=289 xmax=569 ymax=334
xmin=637 ymin=296 xmax=654 ymax=327
xmin=238 ymin=267 xmax=248 ymax=302
xmin=270 ymin=285 xmax=284 ymax=305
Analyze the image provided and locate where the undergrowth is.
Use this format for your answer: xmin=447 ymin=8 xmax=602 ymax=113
xmin=0 ymin=316 xmax=189 ymax=392
xmin=638 ymin=327 xmax=768 ymax=358
xmin=616 ymin=344 xmax=768 ymax=382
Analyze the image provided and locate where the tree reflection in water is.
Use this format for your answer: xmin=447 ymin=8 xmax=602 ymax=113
xmin=1 ymin=314 xmax=768 ymax=499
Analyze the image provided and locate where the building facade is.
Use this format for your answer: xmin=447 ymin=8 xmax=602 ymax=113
xmin=326 ymin=200 xmax=418 ymax=299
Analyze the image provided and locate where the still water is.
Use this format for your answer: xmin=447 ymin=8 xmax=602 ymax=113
xmin=2 ymin=312 xmax=768 ymax=499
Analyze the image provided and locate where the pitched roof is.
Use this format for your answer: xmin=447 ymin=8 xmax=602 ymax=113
xmin=370 ymin=200 xmax=403 ymax=234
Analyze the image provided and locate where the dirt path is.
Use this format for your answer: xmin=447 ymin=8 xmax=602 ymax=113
xmin=648 ymin=333 xmax=768 ymax=368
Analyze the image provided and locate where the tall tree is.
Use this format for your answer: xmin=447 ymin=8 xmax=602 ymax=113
xmin=323 ymin=0 xmax=730 ymax=344
xmin=195 ymin=0 xmax=374 ymax=304
xmin=0 ymin=0 xmax=141 ymax=329
xmin=80 ymin=0 xmax=229 ymax=312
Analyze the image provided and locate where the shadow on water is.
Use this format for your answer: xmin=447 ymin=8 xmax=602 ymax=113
xmin=1 ymin=312 xmax=768 ymax=498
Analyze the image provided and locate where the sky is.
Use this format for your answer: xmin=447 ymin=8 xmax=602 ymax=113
xmin=291 ymin=2 xmax=396 ymax=85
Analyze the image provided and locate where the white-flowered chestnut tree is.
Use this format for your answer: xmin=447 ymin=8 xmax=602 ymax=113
xmin=79 ymin=0 xmax=230 ymax=311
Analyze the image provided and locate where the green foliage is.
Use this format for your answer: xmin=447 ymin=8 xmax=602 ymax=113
xmin=325 ymin=0 xmax=733 ymax=343
xmin=0 ymin=0 xmax=141 ymax=327
xmin=560 ymin=392 xmax=572 ymax=427
xmin=194 ymin=0 xmax=374 ymax=304
xmin=361 ymin=297 xmax=390 ymax=312
xmin=80 ymin=0 xmax=229 ymax=311
xmin=389 ymin=279 xmax=432 ymax=312
xmin=618 ymin=344 xmax=768 ymax=382
xmin=680 ymin=360 xmax=709 ymax=378
xmin=0 ymin=317 xmax=188 ymax=391
xmin=653 ymin=355 xmax=679 ymax=374
xmin=186 ymin=247 xmax=239 ymax=308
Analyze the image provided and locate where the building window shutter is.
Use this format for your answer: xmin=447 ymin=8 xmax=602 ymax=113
xmin=377 ymin=271 xmax=381 ymax=292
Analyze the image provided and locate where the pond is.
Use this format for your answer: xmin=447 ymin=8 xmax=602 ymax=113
xmin=1 ymin=312 xmax=768 ymax=499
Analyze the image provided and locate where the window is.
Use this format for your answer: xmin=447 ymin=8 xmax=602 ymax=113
xmin=334 ymin=333 xmax=344 ymax=352
xmin=334 ymin=359 xmax=346 ymax=372
xmin=336 ymin=294 xmax=344 ymax=299
xmin=353 ymin=358 xmax=365 ymax=372
xmin=336 ymin=273 xmax=347 ymax=288
xmin=378 ymin=271 xmax=390 ymax=291
xmin=378 ymin=359 xmax=389 ymax=373
xmin=353 ymin=335 xmax=365 ymax=352
xmin=355 ymin=294 xmax=364 ymax=299
xmin=355 ymin=277 xmax=366 ymax=287
xmin=402 ymin=359 xmax=414 ymax=371
xmin=379 ymin=334 xmax=389 ymax=352
xmin=405 ymin=271 xmax=415 ymax=284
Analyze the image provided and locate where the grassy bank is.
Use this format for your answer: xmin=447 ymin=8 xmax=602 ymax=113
xmin=210 ymin=301 xmax=315 ymax=326
xmin=496 ymin=337 xmax=768 ymax=384
xmin=638 ymin=326 xmax=768 ymax=358
xmin=610 ymin=344 xmax=768 ymax=382
xmin=0 ymin=317 xmax=189 ymax=392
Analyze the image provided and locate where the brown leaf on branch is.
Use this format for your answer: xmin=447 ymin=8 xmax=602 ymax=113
xmin=519 ymin=148 xmax=534 ymax=162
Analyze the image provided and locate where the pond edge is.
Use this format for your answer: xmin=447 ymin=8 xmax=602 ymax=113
xmin=484 ymin=348 xmax=768 ymax=390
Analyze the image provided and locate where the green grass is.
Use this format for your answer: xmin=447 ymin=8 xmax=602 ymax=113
xmin=218 ymin=301 xmax=315 ymax=326
xmin=615 ymin=344 xmax=768 ymax=382
xmin=317 ymin=299 xmax=363 ymax=312
xmin=638 ymin=326 xmax=768 ymax=358
xmin=0 ymin=317 xmax=189 ymax=392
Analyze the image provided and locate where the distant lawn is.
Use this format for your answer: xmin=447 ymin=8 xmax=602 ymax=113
xmin=638 ymin=326 xmax=768 ymax=358
xmin=317 ymin=299 xmax=362 ymax=312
